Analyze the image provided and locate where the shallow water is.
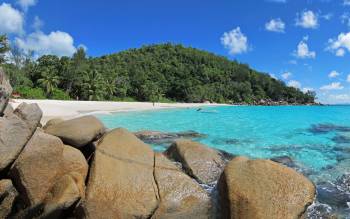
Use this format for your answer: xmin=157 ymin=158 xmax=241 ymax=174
xmin=98 ymin=105 xmax=350 ymax=217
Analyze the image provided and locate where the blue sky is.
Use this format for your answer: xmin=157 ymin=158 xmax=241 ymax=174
xmin=0 ymin=0 xmax=350 ymax=103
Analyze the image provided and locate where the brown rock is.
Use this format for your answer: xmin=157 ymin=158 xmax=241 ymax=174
xmin=14 ymin=103 xmax=42 ymax=132
xmin=84 ymin=128 xmax=158 ymax=218
xmin=45 ymin=115 xmax=105 ymax=148
xmin=0 ymin=114 xmax=32 ymax=172
xmin=41 ymin=174 xmax=81 ymax=219
xmin=218 ymin=157 xmax=316 ymax=219
xmin=152 ymin=153 xmax=211 ymax=219
xmin=9 ymin=130 xmax=64 ymax=206
xmin=43 ymin=118 xmax=64 ymax=130
xmin=0 ymin=179 xmax=18 ymax=218
xmin=0 ymin=68 xmax=12 ymax=116
xmin=3 ymin=104 xmax=13 ymax=116
xmin=165 ymin=140 xmax=225 ymax=184
xmin=61 ymin=145 xmax=88 ymax=197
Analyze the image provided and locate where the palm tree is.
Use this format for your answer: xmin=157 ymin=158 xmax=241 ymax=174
xmin=82 ymin=69 xmax=106 ymax=101
xmin=37 ymin=67 xmax=60 ymax=96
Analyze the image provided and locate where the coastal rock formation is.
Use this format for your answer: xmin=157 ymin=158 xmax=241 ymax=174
xmin=218 ymin=156 xmax=315 ymax=219
xmin=165 ymin=140 xmax=226 ymax=184
xmin=0 ymin=179 xmax=18 ymax=218
xmin=135 ymin=130 xmax=207 ymax=145
xmin=9 ymin=130 xmax=64 ymax=206
xmin=3 ymin=104 xmax=13 ymax=116
xmin=45 ymin=115 xmax=105 ymax=148
xmin=14 ymin=103 xmax=43 ymax=133
xmin=84 ymin=128 xmax=158 ymax=218
xmin=0 ymin=114 xmax=32 ymax=172
xmin=43 ymin=118 xmax=64 ymax=130
xmin=152 ymin=153 xmax=211 ymax=218
xmin=0 ymin=68 xmax=12 ymax=116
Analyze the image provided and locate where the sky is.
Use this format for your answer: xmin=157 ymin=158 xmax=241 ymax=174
xmin=0 ymin=0 xmax=350 ymax=104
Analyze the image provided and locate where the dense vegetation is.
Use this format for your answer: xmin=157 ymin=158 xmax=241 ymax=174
xmin=0 ymin=34 xmax=315 ymax=104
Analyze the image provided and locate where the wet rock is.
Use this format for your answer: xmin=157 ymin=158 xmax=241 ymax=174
xmin=308 ymin=123 xmax=350 ymax=134
xmin=165 ymin=140 xmax=226 ymax=184
xmin=152 ymin=153 xmax=211 ymax=218
xmin=14 ymin=103 xmax=42 ymax=133
xmin=9 ymin=130 xmax=64 ymax=206
xmin=134 ymin=130 xmax=207 ymax=145
xmin=84 ymin=128 xmax=158 ymax=218
xmin=0 ymin=179 xmax=18 ymax=218
xmin=41 ymin=174 xmax=81 ymax=219
xmin=316 ymin=182 xmax=350 ymax=209
xmin=45 ymin=115 xmax=105 ymax=148
xmin=336 ymin=173 xmax=350 ymax=193
xmin=270 ymin=156 xmax=296 ymax=168
xmin=218 ymin=157 xmax=316 ymax=219
xmin=0 ymin=114 xmax=32 ymax=172
xmin=211 ymin=138 xmax=255 ymax=145
xmin=0 ymin=68 xmax=12 ymax=116
xmin=306 ymin=203 xmax=337 ymax=219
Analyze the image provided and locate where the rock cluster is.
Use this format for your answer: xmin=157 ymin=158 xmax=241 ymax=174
xmin=0 ymin=72 xmax=317 ymax=219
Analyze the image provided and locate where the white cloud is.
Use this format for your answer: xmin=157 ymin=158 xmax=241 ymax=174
xmin=302 ymin=87 xmax=314 ymax=93
xmin=0 ymin=3 xmax=24 ymax=35
xmin=296 ymin=10 xmax=319 ymax=29
xmin=265 ymin=18 xmax=285 ymax=33
xmin=221 ymin=27 xmax=248 ymax=55
xmin=341 ymin=13 xmax=350 ymax=28
xmin=320 ymin=82 xmax=344 ymax=90
xmin=17 ymin=0 xmax=37 ymax=11
xmin=347 ymin=74 xmax=350 ymax=82
xmin=32 ymin=16 xmax=43 ymax=30
xmin=287 ymin=80 xmax=301 ymax=89
xmin=330 ymin=94 xmax=350 ymax=103
xmin=269 ymin=73 xmax=278 ymax=79
xmin=15 ymin=31 xmax=77 ymax=57
xmin=281 ymin=72 xmax=292 ymax=80
xmin=328 ymin=70 xmax=340 ymax=78
xmin=344 ymin=0 xmax=350 ymax=6
xmin=327 ymin=32 xmax=350 ymax=56
xmin=294 ymin=37 xmax=316 ymax=59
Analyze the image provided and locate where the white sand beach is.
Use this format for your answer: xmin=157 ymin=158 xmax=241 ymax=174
xmin=10 ymin=99 xmax=224 ymax=123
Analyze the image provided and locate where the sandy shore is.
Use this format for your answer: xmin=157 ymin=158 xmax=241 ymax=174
xmin=10 ymin=99 xmax=225 ymax=123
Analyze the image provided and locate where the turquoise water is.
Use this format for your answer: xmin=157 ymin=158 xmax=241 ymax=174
xmin=98 ymin=106 xmax=350 ymax=181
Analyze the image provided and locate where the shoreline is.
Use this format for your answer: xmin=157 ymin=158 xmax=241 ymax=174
xmin=10 ymin=99 xmax=227 ymax=124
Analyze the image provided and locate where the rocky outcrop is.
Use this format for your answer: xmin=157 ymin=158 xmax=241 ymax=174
xmin=0 ymin=68 xmax=12 ymax=116
xmin=43 ymin=118 xmax=64 ymax=130
xmin=9 ymin=130 xmax=64 ymax=206
xmin=45 ymin=115 xmax=105 ymax=148
xmin=218 ymin=157 xmax=316 ymax=219
xmin=152 ymin=153 xmax=211 ymax=219
xmin=84 ymin=128 xmax=158 ymax=218
xmin=0 ymin=114 xmax=32 ymax=172
xmin=3 ymin=104 xmax=13 ymax=116
xmin=135 ymin=130 xmax=207 ymax=145
xmin=14 ymin=103 xmax=42 ymax=133
xmin=165 ymin=140 xmax=226 ymax=184
xmin=0 ymin=179 xmax=18 ymax=218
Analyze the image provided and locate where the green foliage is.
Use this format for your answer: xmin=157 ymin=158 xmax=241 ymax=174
xmin=3 ymin=43 xmax=315 ymax=104
xmin=0 ymin=35 xmax=9 ymax=64
xmin=51 ymin=88 xmax=71 ymax=100
xmin=14 ymin=86 xmax=46 ymax=99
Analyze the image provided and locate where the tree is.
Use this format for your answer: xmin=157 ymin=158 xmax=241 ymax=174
xmin=0 ymin=35 xmax=9 ymax=64
xmin=81 ymin=69 xmax=106 ymax=101
xmin=37 ymin=67 xmax=60 ymax=96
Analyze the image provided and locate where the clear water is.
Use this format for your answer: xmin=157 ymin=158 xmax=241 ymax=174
xmin=98 ymin=105 xmax=350 ymax=181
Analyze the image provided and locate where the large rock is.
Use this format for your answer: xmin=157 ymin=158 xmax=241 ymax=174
xmin=43 ymin=118 xmax=64 ymax=130
xmin=84 ymin=128 xmax=158 ymax=218
xmin=3 ymin=104 xmax=13 ymax=116
xmin=0 ymin=179 xmax=18 ymax=218
xmin=152 ymin=153 xmax=211 ymax=219
xmin=61 ymin=145 xmax=88 ymax=197
xmin=41 ymin=174 xmax=81 ymax=219
xmin=45 ymin=115 xmax=105 ymax=148
xmin=218 ymin=157 xmax=316 ymax=219
xmin=0 ymin=68 xmax=12 ymax=116
xmin=0 ymin=114 xmax=32 ymax=172
xmin=165 ymin=140 xmax=225 ymax=184
xmin=9 ymin=130 xmax=64 ymax=206
xmin=14 ymin=103 xmax=42 ymax=132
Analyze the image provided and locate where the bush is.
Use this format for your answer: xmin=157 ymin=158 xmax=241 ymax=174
xmin=51 ymin=88 xmax=71 ymax=100
xmin=14 ymin=86 xmax=46 ymax=99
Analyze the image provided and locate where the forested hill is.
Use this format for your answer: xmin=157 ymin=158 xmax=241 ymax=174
xmin=3 ymin=43 xmax=316 ymax=104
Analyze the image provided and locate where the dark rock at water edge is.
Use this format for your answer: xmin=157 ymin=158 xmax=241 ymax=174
xmin=134 ymin=130 xmax=207 ymax=145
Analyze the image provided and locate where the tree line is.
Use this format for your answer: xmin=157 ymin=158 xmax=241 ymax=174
xmin=0 ymin=34 xmax=316 ymax=104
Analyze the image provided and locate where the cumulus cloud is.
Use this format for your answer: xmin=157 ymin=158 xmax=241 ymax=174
xmin=327 ymin=32 xmax=350 ymax=56
xmin=294 ymin=37 xmax=316 ymax=59
xmin=287 ymin=80 xmax=301 ymax=89
xmin=15 ymin=31 xmax=77 ymax=57
xmin=296 ymin=10 xmax=319 ymax=29
xmin=32 ymin=16 xmax=43 ymax=30
xmin=221 ymin=27 xmax=249 ymax=55
xmin=328 ymin=70 xmax=340 ymax=78
xmin=0 ymin=3 xmax=24 ymax=35
xmin=320 ymin=82 xmax=344 ymax=90
xmin=347 ymin=74 xmax=350 ymax=82
xmin=17 ymin=0 xmax=37 ymax=11
xmin=281 ymin=72 xmax=292 ymax=80
xmin=265 ymin=18 xmax=285 ymax=33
